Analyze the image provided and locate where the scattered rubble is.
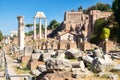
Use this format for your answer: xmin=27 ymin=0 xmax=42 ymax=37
xmin=65 ymin=49 xmax=82 ymax=59
xmin=45 ymin=58 xmax=72 ymax=72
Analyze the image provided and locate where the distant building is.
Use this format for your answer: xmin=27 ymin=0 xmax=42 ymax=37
xmin=89 ymin=10 xmax=112 ymax=34
xmin=10 ymin=31 xmax=18 ymax=37
xmin=62 ymin=10 xmax=112 ymax=39
xmin=57 ymin=31 xmax=76 ymax=43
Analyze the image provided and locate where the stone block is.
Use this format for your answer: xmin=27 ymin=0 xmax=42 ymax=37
xmin=30 ymin=60 xmax=44 ymax=70
xmin=24 ymin=46 xmax=32 ymax=56
xmin=93 ymin=48 xmax=103 ymax=58
xmin=21 ymin=56 xmax=31 ymax=64
xmin=84 ymin=55 xmax=93 ymax=64
xmin=45 ymin=58 xmax=72 ymax=72
xmin=32 ymin=53 xmax=41 ymax=60
xmin=40 ymin=53 xmax=51 ymax=61
xmin=71 ymin=61 xmax=85 ymax=69
xmin=103 ymin=41 xmax=114 ymax=53
xmin=31 ymin=70 xmax=41 ymax=76
xmin=65 ymin=49 xmax=82 ymax=59
xmin=37 ymin=65 xmax=47 ymax=72
xmin=91 ymin=57 xmax=105 ymax=72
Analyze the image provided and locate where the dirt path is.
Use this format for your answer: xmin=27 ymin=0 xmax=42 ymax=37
xmin=5 ymin=55 xmax=21 ymax=80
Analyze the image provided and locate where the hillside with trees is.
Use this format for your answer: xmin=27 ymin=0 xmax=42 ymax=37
xmin=78 ymin=2 xmax=112 ymax=14
xmin=90 ymin=0 xmax=120 ymax=44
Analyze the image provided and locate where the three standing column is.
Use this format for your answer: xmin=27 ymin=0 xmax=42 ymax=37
xmin=34 ymin=17 xmax=47 ymax=40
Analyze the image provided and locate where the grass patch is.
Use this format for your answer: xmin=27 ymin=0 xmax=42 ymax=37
xmin=14 ymin=63 xmax=31 ymax=74
xmin=69 ymin=58 xmax=77 ymax=62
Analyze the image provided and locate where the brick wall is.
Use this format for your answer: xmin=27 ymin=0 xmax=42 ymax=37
xmin=104 ymin=41 xmax=114 ymax=53
xmin=29 ymin=60 xmax=44 ymax=70
xmin=21 ymin=56 xmax=31 ymax=63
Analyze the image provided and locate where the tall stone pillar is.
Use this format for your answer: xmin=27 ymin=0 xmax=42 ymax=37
xmin=34 ymin=17 xmax=36 ymax=40
xmin=45 ymin=18 xmax=47 ymax=39
xmin=17 ymin=16 xmax=25 ymax=50
xmin=39 ymin=19 xmax=42 ymax=39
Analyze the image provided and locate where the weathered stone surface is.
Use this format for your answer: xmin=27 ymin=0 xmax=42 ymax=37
xmin=56 ymin=50 xmax=66 ymax=59
xmin=32 ymin=53 xmax=41 ymax=60
xmin=40 ymin=53 xmax=51 ymax=61
xmin=91 ymin=57 xmax=105 ymax=72
xmin=33 ymin=49 xmax=41 ymax=53
xmin=24 ymin=46 xmax=32 ymax=56
xmin=57 ymin=53 xmax=65 ymax=59
xmin=93 ymin=48 xmax=103 ymax=58
xmin=113 ymin=64 xmax=120 ymax=71
xmin=72 ymin=68 xmax=93 ymax=78
xmin=92 ymin=56 xmax=115 ymax=73
xmin=84 ymin=55 xmax=93 ymax=64
xmin=80 ymin=61 xmax=85 ymax=70
xmin=97 ymin=72 xmax=112 ymax=77
xmin=48 ymin=49 xmax=56 ymax=55
xmin=71 ymin=68 xmax=81 ymax=72
xmin=71 ymin=61 xmax=85 ymax=69
xmin=30 ymin=61 xmax=44 ymax=70
xmin=37 ymin=65 xmax=47 ymax=72
xmin=65 ymin=49 xmax=82 ymax=59
xmin=103 ymin=54 xmax=115 ymax=66
xmin=31 ymin=70 xmax=41 ymax=76
xmin=97 ymin=72 xmax=118 ymax=80
xmin=109 ymin=74 xmax=119 ymax=80
xmin=45 ymin=58 xmax=72 ymax=72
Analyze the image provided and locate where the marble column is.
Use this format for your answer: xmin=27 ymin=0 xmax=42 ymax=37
xmin=39 ymin=19 xmax=42 ymax=39
xmin=44 ymin=18 xmax=47 ymax=39
xmin=34 ymin=17 xmax=36 ymax=40
xmin=17 ymin=16 xmax=25 ymax=50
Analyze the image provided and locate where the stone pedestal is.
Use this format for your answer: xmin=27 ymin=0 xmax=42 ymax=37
xmin=103 ymin=41 xmax=114 ymax=53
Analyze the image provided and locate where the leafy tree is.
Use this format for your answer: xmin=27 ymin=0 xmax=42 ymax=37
xmin=112 ymin=0 xmax=120 ymax=42
xmin=78 ymin=6 xmax=82 ymax=11
xmin=26 ymin=24 xmax=33 ymax=32
xmin=47 ymin=19 xmax=60 ymax=30
xmin=90 ymin=18 xmax=107 ymax=45
xmin=96 ymin=3 xmax=111 ymax=11
xmin=0 ymin=30 xmax=3 ymax=42
xmin=83 ymin=2 xmax=111 ymax=14
xmin=112 ymin=0 xmax=120 ymax=25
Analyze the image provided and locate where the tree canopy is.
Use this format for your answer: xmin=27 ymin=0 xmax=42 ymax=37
xmin=90 ymin=18 xmax=107 ymax=45
xmin=47 ymin=19 xmax=60 ymax=30
xmin=112 ymin=0 xmax=120 ymax=42
xmin=112 ymin=0 xmax=120 ymax=26
xmin=82 ymin=2 xmax=111 ymax=14
xmin=0 ymin=30 xmax=3 ymax=42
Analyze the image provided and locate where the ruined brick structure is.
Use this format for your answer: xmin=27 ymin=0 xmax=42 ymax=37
xmin=89 ymin=10 xmax=113 ymax=35
xmin=63 ymin=10 xmax=112 ymax=39
xmin=56 ymin=10 xmax=112 ymax=49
